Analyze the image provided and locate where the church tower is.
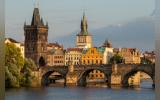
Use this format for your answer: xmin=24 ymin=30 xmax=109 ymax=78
xmin=76 ymin=13 xmax=92 ymax=49
xmin=24 ymin=5 xmax=48 ymax=67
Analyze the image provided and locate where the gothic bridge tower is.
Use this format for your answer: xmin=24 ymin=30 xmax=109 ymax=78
xmin=24 ymin=6 xmax=48 ymax=67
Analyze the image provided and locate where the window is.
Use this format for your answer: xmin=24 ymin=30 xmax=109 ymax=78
xmin=100 ymin=60 xmax=102 ymax=64
xmin=96 ymin=60 xmax=98 ymax=64
xmin=33 ymin=48 xmax=35 ymax=52
xmin=83 ymin=60 xmax=85 ymax=64
xmin=91 ymin=50 xmax=94 ymax=54
xmin=92 ymin=60 xmax=94 ymax=64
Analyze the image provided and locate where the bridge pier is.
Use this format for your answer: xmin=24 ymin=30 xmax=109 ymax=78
xmin=66 ymin=73 xmax=78 ymax=86
xmin=31 ymin=70 xmax=43 ymax=87
xmin=110 ymin=64 xmax=122 ymax=87
xmin=66 ymin=64 xmax=78 ymax=86
xmin=111 ymin=74 xmax=122 ymax=87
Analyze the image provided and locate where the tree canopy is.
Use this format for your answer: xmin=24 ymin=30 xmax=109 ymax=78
xmin=5 ymin=43 xmax=24 ymax=88
xmin=21 ymin=58 xmax=36 ymax=87
xmin=109 ymin=54 xmax=123 ymax=64
xmin=5 ymin=43 xmax=37 ymax=88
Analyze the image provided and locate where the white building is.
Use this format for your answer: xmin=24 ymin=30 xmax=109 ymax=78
xmin=101 ymin=40 xmax=113 ymax=64
xmin=65 ymin=48 xmax=83 ymax=65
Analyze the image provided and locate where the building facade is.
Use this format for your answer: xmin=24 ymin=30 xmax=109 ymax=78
xmin=47 ymin=48 xmax=65 ymax=66
xmin=101 ymin=40 xmax=113 ymax=64
xmin=76 ymin=13 xmax=92 ymax=49
xmin=143 ymin=51 xmax=155 ymax=63
xmin=24 ymin=7 xmax=48 ymax=66
xmin=65 ymin=48 xmax=83 ymax=65
xmin=81 ymin=47 xmax=104 ymax=65
xmin=81 ymin=47 xmax=105 ymax=80
xmin=114 ymin=48 xmax=141 ymax=64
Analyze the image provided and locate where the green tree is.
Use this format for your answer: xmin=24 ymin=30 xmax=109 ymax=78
xmin=21 ymin=58 xmax=36 ymax=87
xmin=5 ymin=43 xmax=24 ymax=88
xmin=109 ymin=54 xmax=123 ymax=64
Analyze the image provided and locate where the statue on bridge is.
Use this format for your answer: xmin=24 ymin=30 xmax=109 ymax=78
xmin=66 ymin=61 xmax=78 ymax=86
xmin=68 ymin=61 xmax=74 ymax=73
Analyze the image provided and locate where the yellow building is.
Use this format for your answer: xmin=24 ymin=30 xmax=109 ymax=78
xmin=5 ymin=38 xmax=24 ymax=58
xmin=82 ymin=47 xmax=105 ymax=80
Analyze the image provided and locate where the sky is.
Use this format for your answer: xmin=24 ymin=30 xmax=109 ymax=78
xmin=5 ymin=0 xmax=155 ymax=51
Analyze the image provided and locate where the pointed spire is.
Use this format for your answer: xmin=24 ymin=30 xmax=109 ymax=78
xmin=41 ymin=18 xmax=44 ymax=25
xmin=31 ymin=7 xmax=41 ymax=26
xmin=103 ymin=39 xmax=112 ymax=48
xmin=80 ymin=12 xmax=88 ymax=35
xmin=24 ymin=20 xmax=26 ymax=26
xmin=30 ymin=0 xmax=45 ymax=26
xmin=46 ymin=21 xmax=48 ymax=27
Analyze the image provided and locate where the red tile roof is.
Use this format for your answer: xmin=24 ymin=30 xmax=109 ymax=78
xmin=66 ymin=48 xmax=83 ymax=52
xmin=47 ymin=43 xmax=63 ymax=48
xmin=5 ymin=38 xmax=20 ymax=43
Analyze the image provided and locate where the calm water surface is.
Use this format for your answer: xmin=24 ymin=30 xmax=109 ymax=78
xmin=6 ymin=81 xmax=155 ymax=100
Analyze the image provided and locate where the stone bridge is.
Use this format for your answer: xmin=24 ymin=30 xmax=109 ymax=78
xmin=34 ymin=64 xmax=155 ymax=88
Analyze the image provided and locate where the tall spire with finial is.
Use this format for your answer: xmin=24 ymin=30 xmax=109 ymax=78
xmin=80 ymin=11 xmax=88 ymax=35
xmin=31 ymin=0 xmax=42 ymax=26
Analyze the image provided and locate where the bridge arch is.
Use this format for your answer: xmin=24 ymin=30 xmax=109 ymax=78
xmin=77 ymin=67 xmax=111 ymax=87
xmin=41 ymin=69 xmax=66 ymax=86
xmin=122 ymin=65 xmax=155 ymax=88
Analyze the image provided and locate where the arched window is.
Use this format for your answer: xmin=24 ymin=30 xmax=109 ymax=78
xmin=39 ymin=56 xmax=46 ymax=67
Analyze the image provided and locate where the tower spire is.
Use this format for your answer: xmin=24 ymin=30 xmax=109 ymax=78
xmin=81 ymin=11 xmax=88 ymax=35
xmin=31 ymin=0 xmax=45 ymax=26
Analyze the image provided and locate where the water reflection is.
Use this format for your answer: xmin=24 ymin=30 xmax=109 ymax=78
xmin=6 ymin=80 xmax=155 ymax=100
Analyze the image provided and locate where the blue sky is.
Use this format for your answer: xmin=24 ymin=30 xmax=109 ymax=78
xmin=6 ymin=0 xmax=155 ymax=50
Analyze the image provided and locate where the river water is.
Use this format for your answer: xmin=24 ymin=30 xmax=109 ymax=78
xmin=5 ymin=81 xmax=155 ymax=100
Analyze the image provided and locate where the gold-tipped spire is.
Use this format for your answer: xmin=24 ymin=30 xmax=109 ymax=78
xmin=81 ymin=12 xmax=88 ymax=35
